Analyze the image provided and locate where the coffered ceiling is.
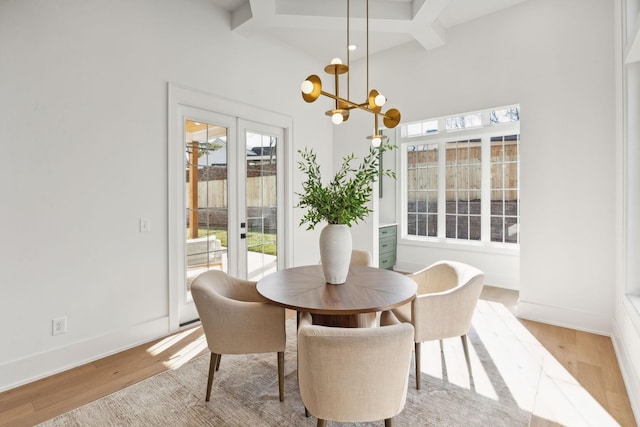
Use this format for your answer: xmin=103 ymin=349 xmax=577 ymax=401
xmin=208 ymin=0 xmax=528 ymax=62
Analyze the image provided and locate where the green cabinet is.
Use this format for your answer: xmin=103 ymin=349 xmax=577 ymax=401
xmin=379 ymin=224 xmax=397 ymax=270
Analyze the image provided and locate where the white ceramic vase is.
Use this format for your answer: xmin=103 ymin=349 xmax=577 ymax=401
xmin=319 ymin=224 xmax=352 ymax=284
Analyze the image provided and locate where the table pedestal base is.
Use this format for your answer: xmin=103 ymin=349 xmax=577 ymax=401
xmin=311 ymin=312 xmax=377 ymax=328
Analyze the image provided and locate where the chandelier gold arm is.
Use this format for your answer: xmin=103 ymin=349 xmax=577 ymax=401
xmin=324 ymin=63 xmax=349 ymax=75
xmin=299 ymin=0 xmax=401 ymax=143
xmin=382 ymin=108 xmax=401 ymax=129
xmin=311 ymin=90 xmax=400 ymax=128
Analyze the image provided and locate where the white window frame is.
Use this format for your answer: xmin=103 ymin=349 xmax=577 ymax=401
xmin=398 ymin=106 xmax=520 ymax=254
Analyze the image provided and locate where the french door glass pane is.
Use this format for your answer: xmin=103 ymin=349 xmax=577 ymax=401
xmin=184 ymin=120 xmax=228 ymax=290
xmin=246 ymin=130 xmax=278 ymax=281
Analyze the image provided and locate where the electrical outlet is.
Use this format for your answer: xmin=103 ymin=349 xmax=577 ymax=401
xmin=52 ymin=316 xmax=67 ymax=335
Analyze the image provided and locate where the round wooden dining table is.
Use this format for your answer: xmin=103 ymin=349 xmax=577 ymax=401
xmin=256 ymin=265 xmax=417 ymax=327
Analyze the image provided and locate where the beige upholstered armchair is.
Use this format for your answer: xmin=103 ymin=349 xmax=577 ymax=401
xmin=391 ymin=260 xmax=485 ymax=389
xmin=349 ymin=249 xmax=373 ymax=266
xmin=190 ymin=270 xmax=286 ymax=402
xmin=318 ymin=249 xmax=373 ymax=266
xmin=297 ymin=311 xmax=414 ymax=427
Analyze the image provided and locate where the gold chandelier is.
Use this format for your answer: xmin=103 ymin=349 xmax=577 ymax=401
xmin=300 ymin=0 xmax=401 ymax=147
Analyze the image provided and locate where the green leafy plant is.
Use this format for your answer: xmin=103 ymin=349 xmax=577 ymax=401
xmin=296 ymin=143 xmax=397 ymax=230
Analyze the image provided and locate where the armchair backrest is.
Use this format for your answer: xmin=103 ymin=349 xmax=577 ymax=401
xmin=410 ymin=261 xmax=485 ymax=342
xmin=191 ymin=270 xmax=285 ymax=355
xmin=318 ymin=249 xmax=373 ymax=267
xmin=193 ymin=269 xmax=263 ymax=302
xmin=410 ymin=261 xmax=458 ymax=294
xmin=350 ymin=249 xmax=373 ymax=266
xmin=297 ymin=314 xmax=414 ymax=423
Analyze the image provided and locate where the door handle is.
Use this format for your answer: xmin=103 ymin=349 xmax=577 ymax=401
xmin=240 ymin=233 xmax=247 ymax=239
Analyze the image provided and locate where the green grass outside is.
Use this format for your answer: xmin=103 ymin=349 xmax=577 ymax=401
xmin=189 ymin=228 xmax=277 ymax=256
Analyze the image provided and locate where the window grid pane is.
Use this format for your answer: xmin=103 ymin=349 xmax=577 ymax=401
xmin=490 ymin=106 xmax=520 ymax=125
xmin=445 ymin=140 xmax=481 ymax=241
xmin=490 ymin=134 xmax=520 ymax=243
xmin=406 ymin=144 xmax=438 ymax=237
xmin=445 ymin=113 xmax=482 ymax=130
xmin=402 ymin=104 xmax=520 ymax=247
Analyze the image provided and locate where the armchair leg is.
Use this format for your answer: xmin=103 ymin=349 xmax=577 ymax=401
xmin=277 ymin=351 xmax=284 ymax=402
xmin=206 ymin=352 xmax=220 ymax=402
xmin=415 ymin=342 xmax=421 ymax=390
xmin=461 ymin=334 xmax=472 ymax=376
xmin=316 ymin=419 xmax=326 ymax=427
xmin=385 ymin=418 xmax=394 ymax=427
xmin=216 ymin=354 xmax=221 ymax=371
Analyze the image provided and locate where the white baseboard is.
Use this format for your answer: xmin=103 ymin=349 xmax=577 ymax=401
xmin=393 ymin=261 xmax=427 ymax=274
xmin=0 ymin=316 xmax=170 ymax=392
xmin=611 ymin=316 xmax=640 ymax=424
xmin=517 ymin=300 xmax=611 ymax=335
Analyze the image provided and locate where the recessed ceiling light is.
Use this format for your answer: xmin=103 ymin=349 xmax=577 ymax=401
xmin=348 ymin=44 xmax=357 ymax=51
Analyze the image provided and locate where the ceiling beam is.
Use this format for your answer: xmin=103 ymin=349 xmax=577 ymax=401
xmin=230 ymin=0 xmax=449 ymax=52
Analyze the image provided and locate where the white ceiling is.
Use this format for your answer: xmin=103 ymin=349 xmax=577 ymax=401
xmin=208 ymin=0 xmax=528 ymax=62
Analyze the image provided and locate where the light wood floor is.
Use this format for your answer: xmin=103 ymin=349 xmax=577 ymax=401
xmin=0 ymin=287 xmax=636 ymax=427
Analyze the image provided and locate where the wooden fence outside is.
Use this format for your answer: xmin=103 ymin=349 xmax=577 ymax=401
xmin=407 ymin=144 xmax=518 ymax=201
xmin=189 ymin=175 xmax=277 ymax=208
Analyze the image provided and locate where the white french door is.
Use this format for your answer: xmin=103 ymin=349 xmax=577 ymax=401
xmin=170 ymin=103 xmax=287 ymax=326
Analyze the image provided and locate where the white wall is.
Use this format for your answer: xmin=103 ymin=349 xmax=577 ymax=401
xmin=513 ymin=0 xmax=615 ymax=335
xmin=613 ymin=0 xmax=640 ymax=419
xmin=0 ymin=0 xmax=330 ymax=390
xmin=339 ymin=0 xmax=615 ymax=333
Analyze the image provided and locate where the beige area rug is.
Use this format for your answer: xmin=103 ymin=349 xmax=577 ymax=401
xmin=38 ymin=300 xmax=619 ymax=426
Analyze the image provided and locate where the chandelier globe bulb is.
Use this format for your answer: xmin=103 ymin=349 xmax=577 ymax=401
xmin=301 ymin=80 xmax=314 ymax=95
